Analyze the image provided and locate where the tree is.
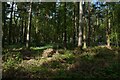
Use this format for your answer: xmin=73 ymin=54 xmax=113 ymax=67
xmin=26 ymin=2 xmax=32 ymax=48
xmin=2 ymin=2 xmax=7 ymax=47
xmin=87 ymin=2 xmax=91 ymax=47
xmin=78 ymin=2 xmax=83 ymax=49
xmin=63 ymin=2 xmax=67 ymax=49
xmin=82 ymin=2 xmax=87 ymax=49
xmin=106 ymin=3 xmax=111 ymax=47
xmin=8 ymin=2 xmax=14 ymax=45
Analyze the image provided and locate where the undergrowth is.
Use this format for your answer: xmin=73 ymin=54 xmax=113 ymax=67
xmin=2 ymin=46 xmax=120 ymax=79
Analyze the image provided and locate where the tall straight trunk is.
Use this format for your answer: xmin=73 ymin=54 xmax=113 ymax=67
xmin=8 ymin=2 xmax=14 ymax=45
xmin=64 ymin=2 xmax=67 ymax=49
xmin=2 ymin=2 xmax=6 ymax=47
xmin=54 ymin=2 xmax=57 ymax=43
xmin=57 ymin=3 xmax=61 ymax=44
xmin=106 ymin=5 xmax=111 ymax=47
xmin=20 ymin=18 xmax=24 ymax=43
xmin=112 ymin=7 xmax=118 ymax=47
xmin=35 ymin=19 xmax=38 ymax=34
xmin=13 ymin=20 xmax=18 ymax=43
xmin=91 ymin=23 xmax=95 ymax=46
xmin=96 ymin=14 xmax=99 ymax=46
xmin=35 ymin=16 xmax=39 ymax=45
xmin=26 ymin=2 xmax=32 ymax=48
xmin=24 ymin=20 xmax=27 ymax=44
xmin=83 ymin=2 xmax=87 ymax=49
xmin=73 ymin=2 xmax=77 ymax=46
xmin=13 ymin=9 xmax=18 ymax=44
xmin=12 ymin=24 xmax=15 ymax=43
xmin=83 ymin=16 xmax=87 ymax=49
xmin=115 ymin=29 xmax=118 ymax=47
xmin=87 ymin=2 xmax=91 ymax=47
xmin=106 ymin=18 xmax=111 ymax=47
xmin=78 ymin=2 xmax=83 ymax=49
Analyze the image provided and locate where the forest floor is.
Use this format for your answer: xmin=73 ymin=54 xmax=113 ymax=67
xmin=2 ymin=45 xmax=120 ymax=80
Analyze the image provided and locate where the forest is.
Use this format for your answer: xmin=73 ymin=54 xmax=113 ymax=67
xmin=2 ymin=1 xmax=120 ymax=79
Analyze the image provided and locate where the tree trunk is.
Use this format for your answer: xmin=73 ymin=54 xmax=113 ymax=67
xmin=19 ymin=18 xmax=24 ymax=43
xmin=106 ymin=18 xmax=111 ymax=47
xmin=57 ymin=3 xmax=61 ymax=44
xmin=26 ymin=2 xmax=32 ymax=48
xmin=96 ymin=14 xmax=99 ymax=46
xmin=87 ymin=2 xmax=91 ymax=47
xmin=8 ymin=2 xmax=14 ymax=45
xmin=13 ymin=9 xmax=18 ymax=44
xmin=83 ymin=16 xmax=87 ymax=49
xmin=83 ymin=2 xmax=87 ymax=49
xmin=78 ymin=2 xmax=83 ymax=49
xmin=20 ymin=18 xmax=24 ymax=43
xmin=24 ymin=20 xmax=27 ymax=44
xmin=2 ymin=2 xmax=6 ymax=47
xmin=64 ymin=2 xmax=67 ymax=49
xmin=115 ymin=29 xmax=118 ymax=47
xmin=73 ymin=2 xmax=77 ymax=46
xmin=106 ymin=5 xmax=111 ymax=47
xmin=54 ymin=2 xmax=58 ymax=44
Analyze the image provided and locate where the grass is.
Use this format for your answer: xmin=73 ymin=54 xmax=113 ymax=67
xmin=2 ymin=46 xmax=120 ymax=79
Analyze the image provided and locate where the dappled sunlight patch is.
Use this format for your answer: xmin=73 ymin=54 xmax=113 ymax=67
xmin=42 ymin=48 xmax=56 ymax=58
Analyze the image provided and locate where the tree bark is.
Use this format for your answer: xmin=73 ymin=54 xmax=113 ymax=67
xmin=83 ymin=16 xmax=87 ymax=49
xmin=13 ymin=7 xmax=18 ymax=44
xmin=87 ymin=2 xmax=91 ymax=47
xmin=73 ymin=2 xmax=77 ymax=46
xmin=26 ymin=2 xmax=32 ymax=48
xmin=83 ymin=2 xmax=87 ymax=49
xmin=106 ymin=18 xmax=111 ymax=47
xmin=78 ymin=2 xmax=83 ymax=49
xmin=24 ymin=20 xmax=27 ymax=44
xmin=8 ymin=2 xmax=14 ymax=45
xmin=106 ymin=5 xmax=111 ymax=47
xmin=63 ymin=2 xmax=67 ymax=49
xmin=2 ymin=2 xmax=6 ymax=47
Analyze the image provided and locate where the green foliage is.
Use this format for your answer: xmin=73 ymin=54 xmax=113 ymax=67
xmin=3 ymin=52 xmax=22 ymax=62
xmin=3 ymin=52 xmax=22 ymax=71
xmin=4 ymin=58 xmax=16 ymax=69
xmin=81 ymin=54 xmax=94 ymax=61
